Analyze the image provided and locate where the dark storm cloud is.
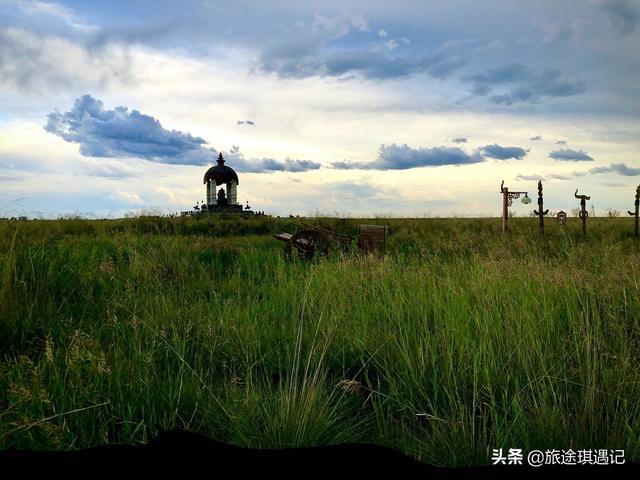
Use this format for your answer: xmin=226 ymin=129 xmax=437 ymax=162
xmin=464 ymin=63 xmax=586 ymax=105
xmin=479 ymin=144 xmax=528 ymax=160
xmin=45 ymin=95 xmax=216 ymax=165
xmin=515 ymin=162 xmax=639 ymax=182
xmin=255 ymin=12 xmax=469 ymax=81
xmin=549 ymin=148 xmax=594 ymax=161
xmin=224 ymin=148 xmax=320 ymax=173
xmin=588 ymin=162 xmax=640 ymax=176
xmin=332 ymin=143 xmax=484 ymax=170
xmin=466 ymin=63 xmax=531 ymax=88
xmin=261 ymin=49 xmax=465 ymax=80
xmin=45 ymin=96 xmax=319 ymax=173
xmin=597 ymin=0 xmax=640 ymax=34
xmin=3 ymin=1 xmax=640 ymax=118
xmin=245 ymin=158 xmax=320 ymax=173
xmin=331 ymin=160 xmax=362 ymax=169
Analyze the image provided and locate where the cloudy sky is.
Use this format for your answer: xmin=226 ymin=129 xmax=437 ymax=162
xmin=1 ymin=0 xmax=639 ymax=218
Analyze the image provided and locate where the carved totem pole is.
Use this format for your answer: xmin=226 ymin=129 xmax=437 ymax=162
xmin=533 ymin=180 xmax=549 ymax=235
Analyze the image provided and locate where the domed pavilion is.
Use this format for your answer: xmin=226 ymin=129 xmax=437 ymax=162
xmin=203 ymin=152 xmax=242 ymax=211
xmin=181 ymin=152 xmax=266 ymax=216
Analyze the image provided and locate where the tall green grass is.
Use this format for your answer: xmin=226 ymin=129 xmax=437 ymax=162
xmin=0 ymin=216 xmax=639 ymax=466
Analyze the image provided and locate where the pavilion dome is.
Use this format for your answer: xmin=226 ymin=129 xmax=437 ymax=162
xmin=203 ymin=153 xmax=239 ymax=185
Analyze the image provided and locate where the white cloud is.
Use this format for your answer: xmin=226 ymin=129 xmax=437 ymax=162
xmin=384 ymin=39 xmax=398 ymax=51
xmin=14 ymin=0 xmax=98 ymax=32
xmin=348 ymin=12 xmax=368 ymax=32
xmin=0 ymin=27 xmax=134 ymax=93
xmin=80 ymin=158 xmax=142 ymax=179
xmin=111 ymin=190 xmax=142 ymax=203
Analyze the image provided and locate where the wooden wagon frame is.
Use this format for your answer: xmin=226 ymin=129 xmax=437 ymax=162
xmin=273 ymin=223 xmax=388 ymax=260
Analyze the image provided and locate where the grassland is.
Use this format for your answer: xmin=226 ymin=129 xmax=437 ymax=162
xmin=1 ymin=215 xmax=639 ymax=466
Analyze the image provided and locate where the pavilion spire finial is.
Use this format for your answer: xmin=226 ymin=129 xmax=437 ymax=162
xmin=217 ymin=152 xmax=225 ymax=165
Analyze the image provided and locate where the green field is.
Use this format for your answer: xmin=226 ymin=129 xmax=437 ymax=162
xmin=1 ymin=215 xmax=639 ymax=466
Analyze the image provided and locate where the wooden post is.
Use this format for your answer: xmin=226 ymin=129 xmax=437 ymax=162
xmin=501 ymin=181 xmax=508 ymax=233
xmin=580 ymin=196 xmax=587 ymax=236
xmin=533 ymin=180 xmax=549 ymax=235
xmin=629 ymin=184 xmax=640 ymax=238
xmin=575 ymin=189 xmax=591 ymax=237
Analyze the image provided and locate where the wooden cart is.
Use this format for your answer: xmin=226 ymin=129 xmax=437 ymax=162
xmin=273 ymin=223 xmax=388 ymax=260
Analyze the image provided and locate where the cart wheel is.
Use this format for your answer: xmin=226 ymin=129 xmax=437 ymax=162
xmin=288 ymin=230 xmax=335 ymax=261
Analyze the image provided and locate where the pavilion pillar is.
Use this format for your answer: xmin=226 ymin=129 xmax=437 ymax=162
xmin=227 ymin=181 xmax=237 ymax=205
xmin=502 ymin=186 xmax=509 ymax=233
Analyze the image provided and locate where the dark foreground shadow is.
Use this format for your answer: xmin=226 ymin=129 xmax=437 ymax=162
xmin=1 ymin=429 xmax=638 ymax=478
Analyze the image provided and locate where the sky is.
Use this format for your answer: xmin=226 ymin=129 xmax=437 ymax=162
xmin=1 ymin=0 xmax=639 ymax=218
